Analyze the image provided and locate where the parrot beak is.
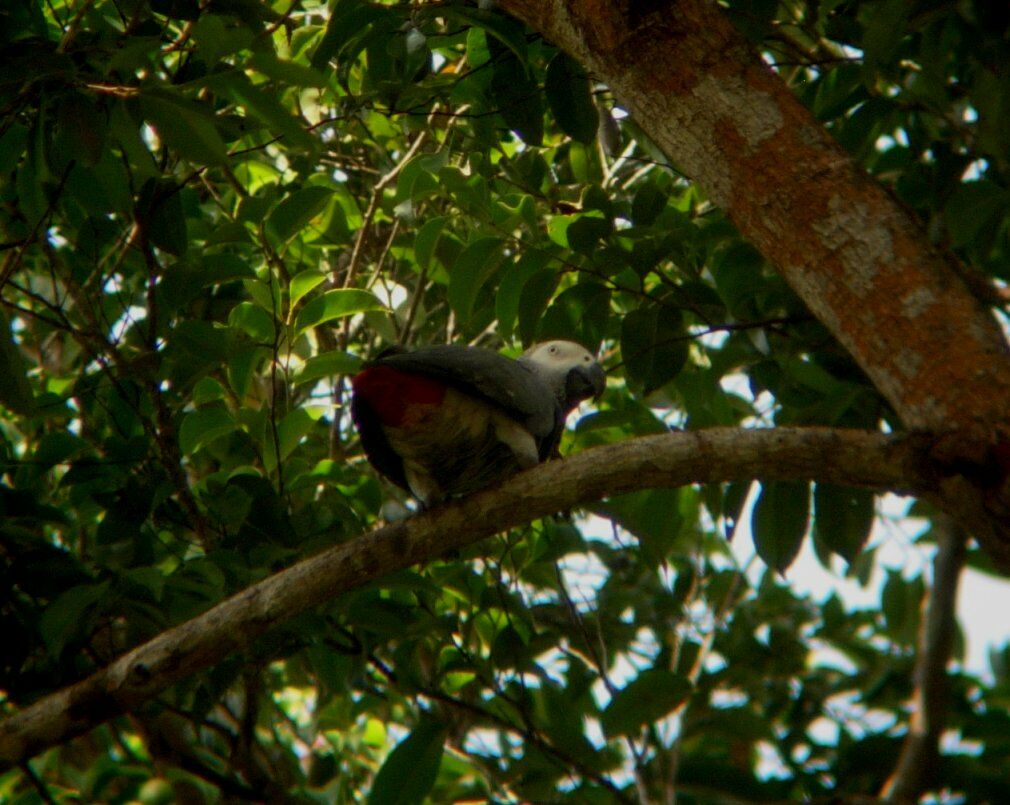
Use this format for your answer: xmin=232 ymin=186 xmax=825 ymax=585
xmin=565 ymin=362 xmax=606 ymax=405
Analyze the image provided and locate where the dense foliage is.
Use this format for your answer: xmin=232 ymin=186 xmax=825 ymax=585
xmin=1 ymin=0 xmax=1009 ymax=801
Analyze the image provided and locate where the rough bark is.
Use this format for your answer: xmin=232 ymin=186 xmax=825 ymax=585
xmin=498 ymin=0 xmax=1010 ymax=539
xmin=0 ymin=427 xmax=937 ymax=769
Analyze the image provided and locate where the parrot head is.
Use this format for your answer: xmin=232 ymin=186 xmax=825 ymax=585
xmin=519 ymin=340 xmax=606 ymax=413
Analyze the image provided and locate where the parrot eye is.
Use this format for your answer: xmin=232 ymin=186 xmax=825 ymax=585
xmin=548 ymin=345 xmax=558 ymax=354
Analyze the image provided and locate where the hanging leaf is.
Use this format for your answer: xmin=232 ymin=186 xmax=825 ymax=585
xmin=368 ymin=719 xmax=446 ymax=805
xmin=545 ymin=52 xmax=598 ymax=144
xmin=139 ymin=89 xmax=228 ymax=165
xmin=489 ymin=47 xmax=543 ymax=146
xmin=268 ymin=186 xmax=334 ymax=241
xmin=447 ymin=237 xmax=503 ymax=326
xmin=179 ymin=407 xmax=238 ymax=455
xmin=601 ymin=669 xmax=692 ymax=737
xmin=135 ymin=179 xmax=188 ymax=257
xmin=814 ymin=483 xmax=875 ymax=564
xmin=496 ymin=251 xmax=553 ymax=340
xmin=294 ymin=351 xmax=362 ymax=386
xmin=752 ymin=480 xmax=810 ymax=574
xmin=289 ymin=271 xmax=327 ymax=310
xmin=621 ymin=306 xmax=689 ymax=395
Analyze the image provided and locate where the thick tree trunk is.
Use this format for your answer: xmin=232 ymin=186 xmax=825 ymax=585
xmin=500 ymin=0 xmax=1010 ymax=432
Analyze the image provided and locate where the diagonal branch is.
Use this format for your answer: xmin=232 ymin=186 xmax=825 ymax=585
xmin=0 ymin=427 xmax=953 ymax=769
xmin=880 ymin=516 xmax=967 ymax=803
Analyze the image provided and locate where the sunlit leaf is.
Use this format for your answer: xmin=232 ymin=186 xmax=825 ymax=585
xmin=294 ymin=289 xmax=385 ymax=334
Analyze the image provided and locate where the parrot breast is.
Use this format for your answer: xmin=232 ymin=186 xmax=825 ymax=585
xmin=350 ymin=363 xmax=539 ymax=506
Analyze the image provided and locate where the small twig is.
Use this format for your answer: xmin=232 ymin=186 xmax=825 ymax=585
xmin=57 ymin=0 xmax=97 ymax=52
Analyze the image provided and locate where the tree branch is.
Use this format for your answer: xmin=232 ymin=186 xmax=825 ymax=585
xmin=880 ymin=516 xmax=966 ymax=803
xmin=0 ymin=427 xmax=955 ymax=768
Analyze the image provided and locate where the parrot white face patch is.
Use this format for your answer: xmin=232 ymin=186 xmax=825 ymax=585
xmin=522 ymin=340 xmax=597 ymax=372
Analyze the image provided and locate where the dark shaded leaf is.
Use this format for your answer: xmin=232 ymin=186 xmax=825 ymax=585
xmin=752 ymin=481 xmax=810 ymax=573
xmin=139 ymin=89 xmax=229 ymax=165
xmin=545 ymin=52 xmax=597 ymax=144
xmin=368 ymin=719 xmax=446 ymax=805
xmin=601 ymin=669 xmax=692 ymax=737
xmin=814 ymin=483 xmax=875 ymax=564
xmin=621 ymin=306 xmax=688 ymax=394
xmin=0 ymin=309 xmax=34 ymax=415
xmin=268 ymin=186 xmax=334 ymax=240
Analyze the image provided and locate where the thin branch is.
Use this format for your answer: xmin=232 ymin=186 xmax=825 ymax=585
xmin=19 ymin=762 xmax=56 ymax=805
xmin=880 ymin=516 xmax=967 ymax=803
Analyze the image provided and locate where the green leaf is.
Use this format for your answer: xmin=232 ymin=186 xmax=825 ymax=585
xmin=139 ymin=89 xmax=228 ymax=165
xmin=294 ymin=351 xmax=362 ymax=386
xmin=311 ymin=2 xmax=390 ymax=70
xmin=136 ymin=179 xmax=187 ymax=256
xmin=0 ymin=309 xmax=35 ymax=415
xmin=752 ymin=481 xmax=810 ymax=574
xmin=289 ymin=271 xmax=327 ymax=309
xmin=268 ymin=186 xmax=334 ymax=240
xmin=216 ymin=72 xmax=316 ymax=153
xmin=414 ymin=216 xmax=445 ymax=271
xmin=229 ymin=301 xmax=275 ymax=342
xmin=247 ymin=51 xmax=326 ymax=87
xmin=545 ymin=52 xmax=597 ymax=144
xmin=368 ymin=719 xmax=446 ymax=805
xmin=179 ymin=406 xmax=238 ymax=455
xmin=860 ymin=0 xmax=909 ymax=71
xmin=814 ymin=483 xmax=875 ymax=564
xmin=517 ymin=269 xmax=559 ymax=346
xmin=596 ymin=488 xmax=685 ymax=566
xmin=621 ymin=306 xmax=689 ymax=395
xmin=538 ymin=282 xmax=610 ymax=349
xmin=944 ymin=181 xmax=1009 ymax=250
xmin=496 ymin=251 xmax=553 ymax=340
xmin=442 ymin=7 xmax=529 ymax=64
xmin=566 ymin=212 xmax=612 ymax=253
xmin=40 ymin=581 xmax=111 ymax=655
xmin=294 ymin=289 xmax=385 ymax=335
xmin=447 ymin=237 xmax=503 ymax=326
xmin=52 ymin=91 xmax=106 ymax=168
xmin=277 ymin=407 xmax=317 ymax=462
xmin=631 ymin=181 xmax=668 ymax=227
xmin=601 ymin=669 xmax=692 ymax=737
xmin=32 ymin=432 xmax=89 ymax=470
xmin=490 ymin=50 xmax=543 ymax=146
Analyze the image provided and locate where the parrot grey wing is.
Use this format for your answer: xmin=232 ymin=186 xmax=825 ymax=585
xmin=373 ymin=345 xmax=559 ymax=441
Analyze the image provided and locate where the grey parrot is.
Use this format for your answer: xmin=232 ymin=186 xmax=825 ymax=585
xmin=350 ymin=340 xmax=606 ymax=506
